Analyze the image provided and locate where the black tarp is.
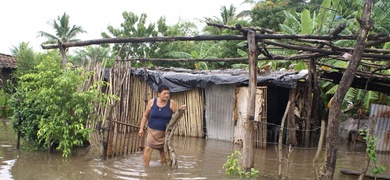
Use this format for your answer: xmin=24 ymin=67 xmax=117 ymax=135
xmin=132 ymin=68 xmax=308 ymax=93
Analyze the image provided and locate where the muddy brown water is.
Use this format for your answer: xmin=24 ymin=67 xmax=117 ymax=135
xmin=1 ymin=118 xmax=389 ymax=180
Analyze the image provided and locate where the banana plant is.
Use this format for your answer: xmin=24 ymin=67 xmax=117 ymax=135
xmin=323 ymin=82 xmax=389 ymax=116
xmin=163 ymin=41 xmax=222 ymax=70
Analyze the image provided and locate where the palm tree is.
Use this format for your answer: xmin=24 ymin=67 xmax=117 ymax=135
xmin=238 ymin=0 xmax=260 ymax=19
xmin=69 ymin=45 xmax=110 ymax=66
xmin=219 ymin=4 xmax=237 ymax=25
xmin=11 ymin=42 xmax=38 ymax=77
xmin=37 ymin=12 xmax=86 ymax=67
xmin=38 ymin=12 xmax=86 ymax=45
xmin=203 ymin=4 xmax=240 ymax=35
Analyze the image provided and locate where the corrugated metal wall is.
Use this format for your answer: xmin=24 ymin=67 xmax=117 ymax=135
xmin=369 ymin=104 xmax=390 ymax=152
xmin=205 ymin=84 xmax=235 ymax=141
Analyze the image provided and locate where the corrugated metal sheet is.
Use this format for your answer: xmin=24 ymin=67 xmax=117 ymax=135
xmin=205 ymin=84 xmax=235 ymax=141
xmin=369 ymin=104 xmax=390 ymax=152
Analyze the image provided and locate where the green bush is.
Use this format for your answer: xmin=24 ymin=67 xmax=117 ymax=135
xmin=222 ymin=150 xmax=260 ymax=178
xmin=10 ymin=56 xmax=111 ymax=157
xmin=0 ymin=89 xmax=13 ymax=117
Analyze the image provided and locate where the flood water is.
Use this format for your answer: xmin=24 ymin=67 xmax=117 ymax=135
xmin=1 ymin=118 xmax=389 ymax=180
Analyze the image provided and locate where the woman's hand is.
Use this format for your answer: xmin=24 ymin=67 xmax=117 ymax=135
xmin=179 ymin=104 xmax=187 ymax=111
xmin=138 ymin=129 xmax=144 ymax=137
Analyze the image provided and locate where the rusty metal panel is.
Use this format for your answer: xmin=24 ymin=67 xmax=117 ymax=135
xmin=205 ymin=84 xmax=235 ymax=141
xmin=369 ymin=104 xmax=390 ymax=152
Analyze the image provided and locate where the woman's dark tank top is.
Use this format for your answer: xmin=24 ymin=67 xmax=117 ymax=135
xmin=148 ymin=98 xmax=173 ymax=131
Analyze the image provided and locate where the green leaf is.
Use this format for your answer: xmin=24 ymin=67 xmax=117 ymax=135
xmin=316 ymin=0 xmax=331 ymax=32
xmin=279 ymin=24 xmax=297 ymax=34
xmin=300 ymin=9 xmax=312 ymax=34
xmin=294 ymin=62 xmax=306 ymax=70
xmin=384 ymin=42 xmax=390 ymax=49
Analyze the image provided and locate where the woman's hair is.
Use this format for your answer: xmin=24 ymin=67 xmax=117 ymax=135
xmin=158 ymin=84 xmax=170 ymax=93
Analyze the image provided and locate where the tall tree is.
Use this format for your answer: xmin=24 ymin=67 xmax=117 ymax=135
xmin=37 ymin=12 xmax=86 ymax=67
xmin=250 ymin=0 xmax=307 ymax=31
xmin=154 ymin=18 xmax=199 ymax=68
xmin=219 ymin=4 xmax=237 ymax=25
xmin=203 ymin=4 xmax=250 ymax=68
xmin=101 ymin=12 xmax=158 ymax=63
xmin=203 ymin=4 xmax=248 ymax=34
xmin=320 ymin=0 xmax=375 ymax=179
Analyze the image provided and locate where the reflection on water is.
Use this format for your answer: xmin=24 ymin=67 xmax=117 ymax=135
xmin=1 ymin=118 xmax=389 ymax=180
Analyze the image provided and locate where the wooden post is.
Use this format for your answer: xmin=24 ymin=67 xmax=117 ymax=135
xmin=102 ymin=103 xmax=115 ymax=159
xmin=243 ymin=30 xmax=258 ymax=171
xmin=312 ymin=60 xmax=321 ymax=147
xmin=306 ymin=59 xmax=314 ymax=147
xmin=287 ymin=88 xmax=297 ymax=146
xmin=141 ymin=60 xmax=148 ymax=149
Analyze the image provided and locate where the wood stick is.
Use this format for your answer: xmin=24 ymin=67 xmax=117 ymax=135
xmin=165 ymin=108 xmax=186 ymax=168
xmin=278 ymin=100 xmax=291 ymax=177
xmin=313 ymin=119 xmax=326 ymax=180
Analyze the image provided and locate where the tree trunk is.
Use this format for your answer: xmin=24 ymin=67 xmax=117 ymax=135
xmin=320 ymin=0 xmax=374 ymax=179
xmin=243 ymin=30 xmax=258 ymax=171
xmin=58 ymin=41 xmax=68 ymax=68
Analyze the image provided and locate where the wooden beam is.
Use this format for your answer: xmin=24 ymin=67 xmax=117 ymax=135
xmin=41 ymin=34 xmax=368 ymax=49
xmin=119 ymin=53 xmax=328 ymax=62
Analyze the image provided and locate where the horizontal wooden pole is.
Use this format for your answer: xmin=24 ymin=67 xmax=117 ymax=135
xmin=118 ymin=53 xmax=328 ymax=62
xmin=41 ymin=34 xmax=362 ymax=49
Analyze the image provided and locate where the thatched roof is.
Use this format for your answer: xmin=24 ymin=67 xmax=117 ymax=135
xmin=0 ymin=53 xmax=16 ymax=69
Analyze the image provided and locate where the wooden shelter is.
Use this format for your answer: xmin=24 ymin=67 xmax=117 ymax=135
xmin=90 ymin=64 xmax=313 ymax=157
xmin=41 ymin=22 xmax=390 ymax=163
xmin=0 ymin=53 xmax=16 ymax=86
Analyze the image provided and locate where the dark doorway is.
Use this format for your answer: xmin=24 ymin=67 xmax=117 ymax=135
xmin=266 ymin=86 xmax=289 ymax=143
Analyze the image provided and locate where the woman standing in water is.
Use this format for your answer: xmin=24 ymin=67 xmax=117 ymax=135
xmin=138 ymin=84 xmax=178 ymax=166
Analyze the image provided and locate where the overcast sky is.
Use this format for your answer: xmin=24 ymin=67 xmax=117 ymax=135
xmin=0 ymin=0 xmax=250 ymax=55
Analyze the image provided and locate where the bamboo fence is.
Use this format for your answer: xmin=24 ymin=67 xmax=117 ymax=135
xmin=86 ymin=60 xmax=205 ymax=158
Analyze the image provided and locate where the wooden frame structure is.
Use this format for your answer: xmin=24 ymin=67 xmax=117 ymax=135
xmin=42 ymin=22 xmax=390 ymax=174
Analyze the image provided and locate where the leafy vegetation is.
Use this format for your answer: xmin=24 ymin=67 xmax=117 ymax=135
xmin=359 ymin=129 xmax=387 ymax=178
xmin=11 ymin=42 xmax=40 ymax=78
xmin=10 ymin=54 xmax=111 ymax=157
xmin=4 ymin=0 xmax=389 ymax=163
xmin=0 ymin=89 xmax=12 ymax=117
xmin=223 ymin=150 xmax=260 ymax=178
